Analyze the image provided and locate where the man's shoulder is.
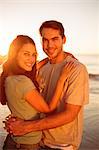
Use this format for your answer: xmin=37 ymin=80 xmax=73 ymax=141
xmin=66 ymin=52 xmax=86 ymax=67
xmin=65 ymin=53 xmax=88 ymax=74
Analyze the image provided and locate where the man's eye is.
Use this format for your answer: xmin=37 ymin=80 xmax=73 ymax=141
xmin=53 ymin=38 xmax=58 ymax=41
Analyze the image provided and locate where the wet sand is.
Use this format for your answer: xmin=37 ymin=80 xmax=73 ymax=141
xmin=0 ymin=78 xmax=99 ymax=150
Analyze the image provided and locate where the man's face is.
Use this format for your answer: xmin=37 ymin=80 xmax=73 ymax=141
xmin=41 ymin=28 xmax=66 ymax=60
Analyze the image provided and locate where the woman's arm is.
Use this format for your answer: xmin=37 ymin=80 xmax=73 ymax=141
xmin=25 ymin=61 xmax=75 ymax=113
xmin=48 ymin=61 xmax=76 ymax=110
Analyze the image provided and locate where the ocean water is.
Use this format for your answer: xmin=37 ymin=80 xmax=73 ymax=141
xmin=79 ymin=55 xmax=99 ymax=150
xmin=76 ymin=54 xmax=99 ymax=74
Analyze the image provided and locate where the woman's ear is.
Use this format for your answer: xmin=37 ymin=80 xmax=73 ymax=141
xmin=63 ymin=36 xmax=66 ymax=44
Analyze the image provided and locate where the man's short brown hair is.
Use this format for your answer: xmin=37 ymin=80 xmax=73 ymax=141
xmin=39 ymin=20 xmax=65 ymax=38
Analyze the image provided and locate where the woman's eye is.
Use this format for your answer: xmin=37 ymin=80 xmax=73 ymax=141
xmin=23 ymin=52 xmax=37 ymax=57
xmin=24 ymin=53 xmax=29 ymax=56
xmin=32 ymin=53 xmax=37 ymax=57
xmin=32 ymin=55 xmax=36 ymax=57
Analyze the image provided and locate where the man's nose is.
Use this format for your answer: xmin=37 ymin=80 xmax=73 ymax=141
xmin=48 ymin=40 xmax=53 ymax=47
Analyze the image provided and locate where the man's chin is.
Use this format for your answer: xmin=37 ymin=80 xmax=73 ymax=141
xmin=48 ymin=53 xmax=55 ymax=59
xmin=50 ymin=54 xmax=57 ymax=59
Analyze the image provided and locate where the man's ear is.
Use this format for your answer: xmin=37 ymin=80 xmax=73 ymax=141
xmin=63 ymin=36 xmax=66 ymax=44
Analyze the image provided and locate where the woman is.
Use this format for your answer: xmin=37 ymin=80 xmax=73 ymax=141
xmin=0 ymin=35 xmax=75 ymax=150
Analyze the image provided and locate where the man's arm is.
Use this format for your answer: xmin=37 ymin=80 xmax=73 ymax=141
xmin=7 ymin=103 xmax=81 ymax=136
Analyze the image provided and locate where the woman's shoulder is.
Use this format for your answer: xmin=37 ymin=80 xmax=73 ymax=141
xmin=6 ymin=75 xmax=32 ymax=84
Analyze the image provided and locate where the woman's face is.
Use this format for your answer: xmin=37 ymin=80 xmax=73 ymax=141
xmin=16 ymin=43 xmax=37 ymax=71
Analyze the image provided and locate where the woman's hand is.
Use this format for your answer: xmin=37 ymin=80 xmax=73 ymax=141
xmin=60 ymin=61 xmax=77 ymax=82
xmin=36 ymin=72 xmax=45 ymax=93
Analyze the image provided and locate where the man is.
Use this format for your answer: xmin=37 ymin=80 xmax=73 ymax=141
xmin=6 ymin=20 xmax=89 ymax=150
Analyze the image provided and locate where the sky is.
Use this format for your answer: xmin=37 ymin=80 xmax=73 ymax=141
xmin=0 ymin=0 xmax=99 ymax=60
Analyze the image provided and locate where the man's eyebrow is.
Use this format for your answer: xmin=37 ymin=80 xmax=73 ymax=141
xmin=52 ymin=37 xmax=59 ymax=39
xmin=43 ymin=36 xmax=59 ymax=40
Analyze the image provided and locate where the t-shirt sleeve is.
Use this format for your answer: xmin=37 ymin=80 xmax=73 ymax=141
xmin=19 ymin=76 xmax=36 ymax=97
xmin=64 ymin=63 xmax=89 ymax=106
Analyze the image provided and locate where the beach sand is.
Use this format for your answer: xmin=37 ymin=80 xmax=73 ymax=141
xmin=0 ymin=78 xmax=99 ymax=150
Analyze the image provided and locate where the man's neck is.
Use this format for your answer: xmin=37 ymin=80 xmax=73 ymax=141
xmin=49 ymin=51 xmax=67 ymax=64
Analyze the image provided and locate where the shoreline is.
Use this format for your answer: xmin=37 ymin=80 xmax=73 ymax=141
xmin=89 ymin=73 xmax=99 ymax=80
